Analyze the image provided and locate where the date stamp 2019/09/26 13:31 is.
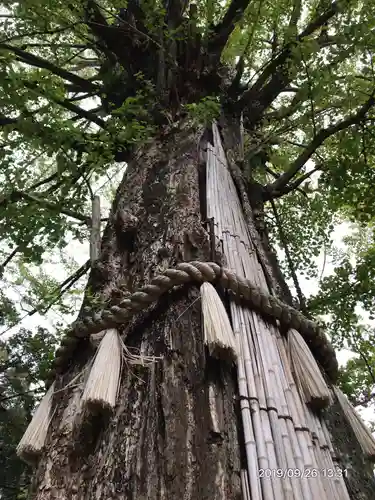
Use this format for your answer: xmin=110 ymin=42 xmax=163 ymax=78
xmin=258 ymin=468 xmax=348 ymax=479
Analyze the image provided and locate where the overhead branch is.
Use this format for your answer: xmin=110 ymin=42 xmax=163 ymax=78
xmin=243 ymin=1 xmax=340 ymax=96
xmin=0 ymin=260 xmax=91 ymax=337
xmin=265 ymin=165 xmax=322 ymax=199
xmin=84 ymin=0 xmax=139 ymax=78
xmin=165 ymin=0 xmax=190 ymax=28
xmin=264 ymin=86 xmax=305 ymax=121
xmin=237 ymin=1 xmax=341 ymax=123
xmin=288 ymin=0 xmax=302 ymax=29
xmin=42 ymin=259 xmax=91 ymax=314
xmin=0 ymin=190 xmax=90 ymax=223
xmin=267 ymin=94 xmax=375 ymax=194
xmin=0 ymin=43 xmax=99 ymax=93
xmin=264 ymin=166 xmax=309 ymax=198
xmin=0 ymin=247 xmax=18 ymax=272
xmin=21 ymin=80 xmax=105 ymax=127
xmin=67 ymin=91 xmax=99 ymax=102
xmin=0 ymin=111 xmax=130 ymax=163
xmin=207 ymin=0 xmax=252 ymax=58
xmin=270 ymin=197 xmax=307 ymax=312
xmin=228 ymin=0 xmax=264 ymax=95
xmin=0 ymin=387 xmax=44 ymax=404
xmin=352 ymin=392 xmax=375 ymax=408
xmin=0 ymin=114 xmax=18 ymax=126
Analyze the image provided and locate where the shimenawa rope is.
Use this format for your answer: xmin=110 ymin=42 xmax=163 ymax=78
xmin=48 ymin=261 xmax=338 ymax=385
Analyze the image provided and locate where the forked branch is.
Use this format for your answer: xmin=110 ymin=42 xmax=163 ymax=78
xmin=266 ymin=94 xmax=375 ymax=194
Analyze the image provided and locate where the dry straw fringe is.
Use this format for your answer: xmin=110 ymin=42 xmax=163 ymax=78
xmin=288 ymin=328 xmax=331 ymax=410
xmin=333 ymin=386 xmax=375 ymax=460
xmin=16 ymin=381 xmax=56 ymax=465
xmin=81 ymin=328 xmax=122 ymax=412
xmin=200 ymin=282 xmax=237 ymax=363
xmin=118 ymin=336 xmax=162 ymax=366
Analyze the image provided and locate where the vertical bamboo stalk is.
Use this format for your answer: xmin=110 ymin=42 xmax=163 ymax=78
xmin=239 ymin=112 xmax=244 ymax=162
xmin=241 ymin=469 xmax=252 ymax=500
xmin=90 ymin=195 xmax=101 ymax=264
xmin=224 ymin=232 xmax=276 ymax=500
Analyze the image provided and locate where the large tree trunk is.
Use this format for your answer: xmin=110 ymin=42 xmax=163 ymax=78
xmin=31 ymin=119 xmax=242 ymax=499
xmin=30 ymin=117 xmax=375 ymax=500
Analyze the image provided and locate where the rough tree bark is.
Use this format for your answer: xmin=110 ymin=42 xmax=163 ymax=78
xmin=31 ymin=120 xmax=243 ymax=499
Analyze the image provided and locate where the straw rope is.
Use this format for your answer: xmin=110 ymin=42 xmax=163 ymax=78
xmin=47 ymin=261 xmax=338 ymax=386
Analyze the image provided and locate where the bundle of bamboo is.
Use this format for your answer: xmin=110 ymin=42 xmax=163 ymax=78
xmin=81 ymin=328 xmax=122 ymax=412
xmin=288 ymin=328 xmax=331 ymax=410
xmin=16 ymin=382 xmax=55 ymax=465
xmin=206 ymin=121 xmax=353 ymax=500
xmin=200 ymin=281 xmax=237 ymax=362
xmin=334 ymin=386 xmax=375 ymax=460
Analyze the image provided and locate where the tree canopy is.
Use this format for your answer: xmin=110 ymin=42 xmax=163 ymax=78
xmin=1 ymin=0 xmax=375 ymax=496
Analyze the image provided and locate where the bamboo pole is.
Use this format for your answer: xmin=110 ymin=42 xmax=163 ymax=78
xmin=224 ymin=232 xmax=276 ymax=500
xmin=208 ymin=139 xmax=263 ymax=499
xmin=275 ymin=332 xmax=321 ymax=499
xmin=222 ymin=214 xmax=283 ymax=499
xmin=241 ymin=469 xmax=252 ymax=500
xmin=227 ymin=201 xmax=296 ymax=498
xmin=90 ymin=195 xmax=101 ymax=264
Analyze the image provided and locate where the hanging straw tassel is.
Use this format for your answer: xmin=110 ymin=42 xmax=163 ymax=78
xmin=82 ymin=328 xmax=122 ymax=413
xmin=288 ymin=328 xmax=330 ymax=410
xmin=201 ymin=282 xmax=237 ymax=363
xmin=17 ymin=382 xmax=55 ymax=465
xmin=333 ymin=386 xmax=375 ymax=460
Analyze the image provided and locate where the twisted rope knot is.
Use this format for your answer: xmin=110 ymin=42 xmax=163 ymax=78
xmin=47 ymin=261 xmax=338 ymax=386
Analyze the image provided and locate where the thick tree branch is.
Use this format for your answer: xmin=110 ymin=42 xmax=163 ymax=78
xmin=0 ymin=247 xmax=18 ymax=272
xmin=0 ymin=43 xmax=99 ymax=93
xmin=84 ymin=0 xmax=148 ymax=80
xmin=267 ymin=94 xmax=375 ymax=194
xmin=18 ymin=192 xmax=91 ymax=222
xmin=207 ymin=0 xmax=252 ymax=57
xmin=165 ymin=0 xmax=189 ymax=27
xmin=0 ymin=114 xmax=18 ymax=126
xmin=288 ymin=0 xmax=302 ymax=28
xmin=244 ymin=1 xmax=340 ymax=96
